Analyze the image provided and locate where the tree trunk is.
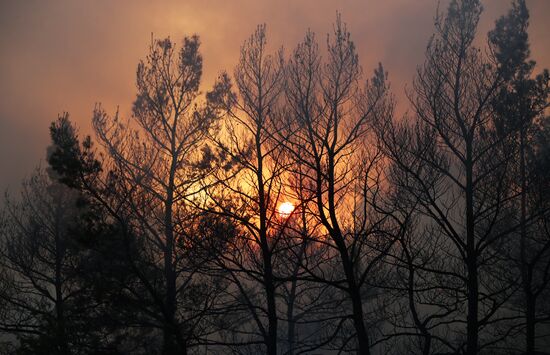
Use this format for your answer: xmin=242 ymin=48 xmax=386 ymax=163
xmin=163 ymin=201 xmax=178 ymax=355
xmin=466 ymin=255 xmax=479 ymax=355
xmin=264 ymin=261 xmax=278 ymax=355
xmin=525 ymin=290 xmax=536 ymax=355
xmin=337 ymin=234 xmax=370 ymax=355
xmin=519 ymin=129 xmax=536 ymax=355
xmin=349 ymin=284 xmax=370 ymax=355
xmin=466 ymin=145 xmax=478 ymax=355
xmin=257 ymin=131 xmax=278 ymax=355
xmin=287 ymin=272 xmax=297 ymax=355
xmin=404 ymin=244 xmax=431 ymax=355
xmin=54 ymin=222 xmax=69 ymax=355
xmin=327 ymin=149 xmax=370 ymax=355
xmin=164 ymin=153 xmax=178 ymax=355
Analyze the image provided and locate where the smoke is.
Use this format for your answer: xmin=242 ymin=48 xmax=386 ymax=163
xmin=1 ymin=0 xmax=549 ymax=191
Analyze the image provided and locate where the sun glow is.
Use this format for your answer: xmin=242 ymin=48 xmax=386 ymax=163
xmin=278 ymin=201 xmax=295 ymax=218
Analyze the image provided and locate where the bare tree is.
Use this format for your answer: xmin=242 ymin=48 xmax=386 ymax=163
xmin=5 ymin=2 xmax=548 ymax=354
xmin=48 ymin=36 xmax=228 ymax=355
xmin=275 ymin=168 xmax=345 ymax=355
xmin=490 ymin=2 xmax=550 ymax=352
xmin=373 ymin=1 xmax=536 ymax=354
xmin=375 ymin=122 xmax=469 ymax=354
xmin=195 ymin=24 xmax=288 ymax=354
xmin=281 ymin=17 xmax=394 ymax=354
xmin=0 ymin=169 xmax=99 ymax=354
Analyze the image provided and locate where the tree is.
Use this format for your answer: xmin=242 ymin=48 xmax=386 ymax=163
xmin=282 ymin=16 xmax=394 ymax=354
xmin=196 ymin=24 xmax=288 ymax=354
xmin=3 ymin=2 xmax=548 ymax=353
xmin=0 ymin=169 xmax=105 ymax=354
xmin=49 ymin=36 xmax=228 ymax=355
xmin=374 ymin=0 xmax=531 ymax=353
xmin=490 ymin=2 xmax=550 ymax=352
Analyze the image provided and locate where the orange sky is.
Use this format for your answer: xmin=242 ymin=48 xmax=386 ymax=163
xmin=1 ymin=0 xmax=549 ymax=191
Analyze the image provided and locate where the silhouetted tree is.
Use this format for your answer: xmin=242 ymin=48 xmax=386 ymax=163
xmin=490 ymin=2 xmax=550 ymax=352
xmin=0 ymin=169 xmax=110 ymax=354
xmin=282 ymin=16 xmax=394 ymax=354
xmin=197 ymin=24 xmax=289 ymax=354
xmin=2 ymin=2 xmax=549 ymax=354
xmin=374 ymin=0 xmax=537 ymax=354
xmin=49 ymin=36 xmax=229 ymax=355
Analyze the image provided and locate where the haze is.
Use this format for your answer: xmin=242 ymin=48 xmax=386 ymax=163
xmin=1 ymin=0 xmax=549 ymax=191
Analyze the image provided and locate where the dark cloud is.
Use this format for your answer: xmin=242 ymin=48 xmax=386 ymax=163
xmin=1 ymin=0 xmax=549 ymax=191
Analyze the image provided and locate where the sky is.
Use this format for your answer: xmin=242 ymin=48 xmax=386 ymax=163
xmin=0 ymin=0 xmax=549 ymax=192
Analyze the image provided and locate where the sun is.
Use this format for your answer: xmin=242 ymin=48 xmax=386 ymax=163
xmin=278 ymin=201 xmax=295 ymax=218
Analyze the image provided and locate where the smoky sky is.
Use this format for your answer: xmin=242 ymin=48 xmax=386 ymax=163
xmin=1 ymin=0 xmax=549 ymax=192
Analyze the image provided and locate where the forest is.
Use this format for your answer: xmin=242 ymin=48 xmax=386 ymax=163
xmin=1 ymin=0 xmax=549 ymax=354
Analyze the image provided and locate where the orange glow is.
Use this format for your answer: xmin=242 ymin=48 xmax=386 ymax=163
xmin=277 ymin=202 xmax=295 ymax=218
